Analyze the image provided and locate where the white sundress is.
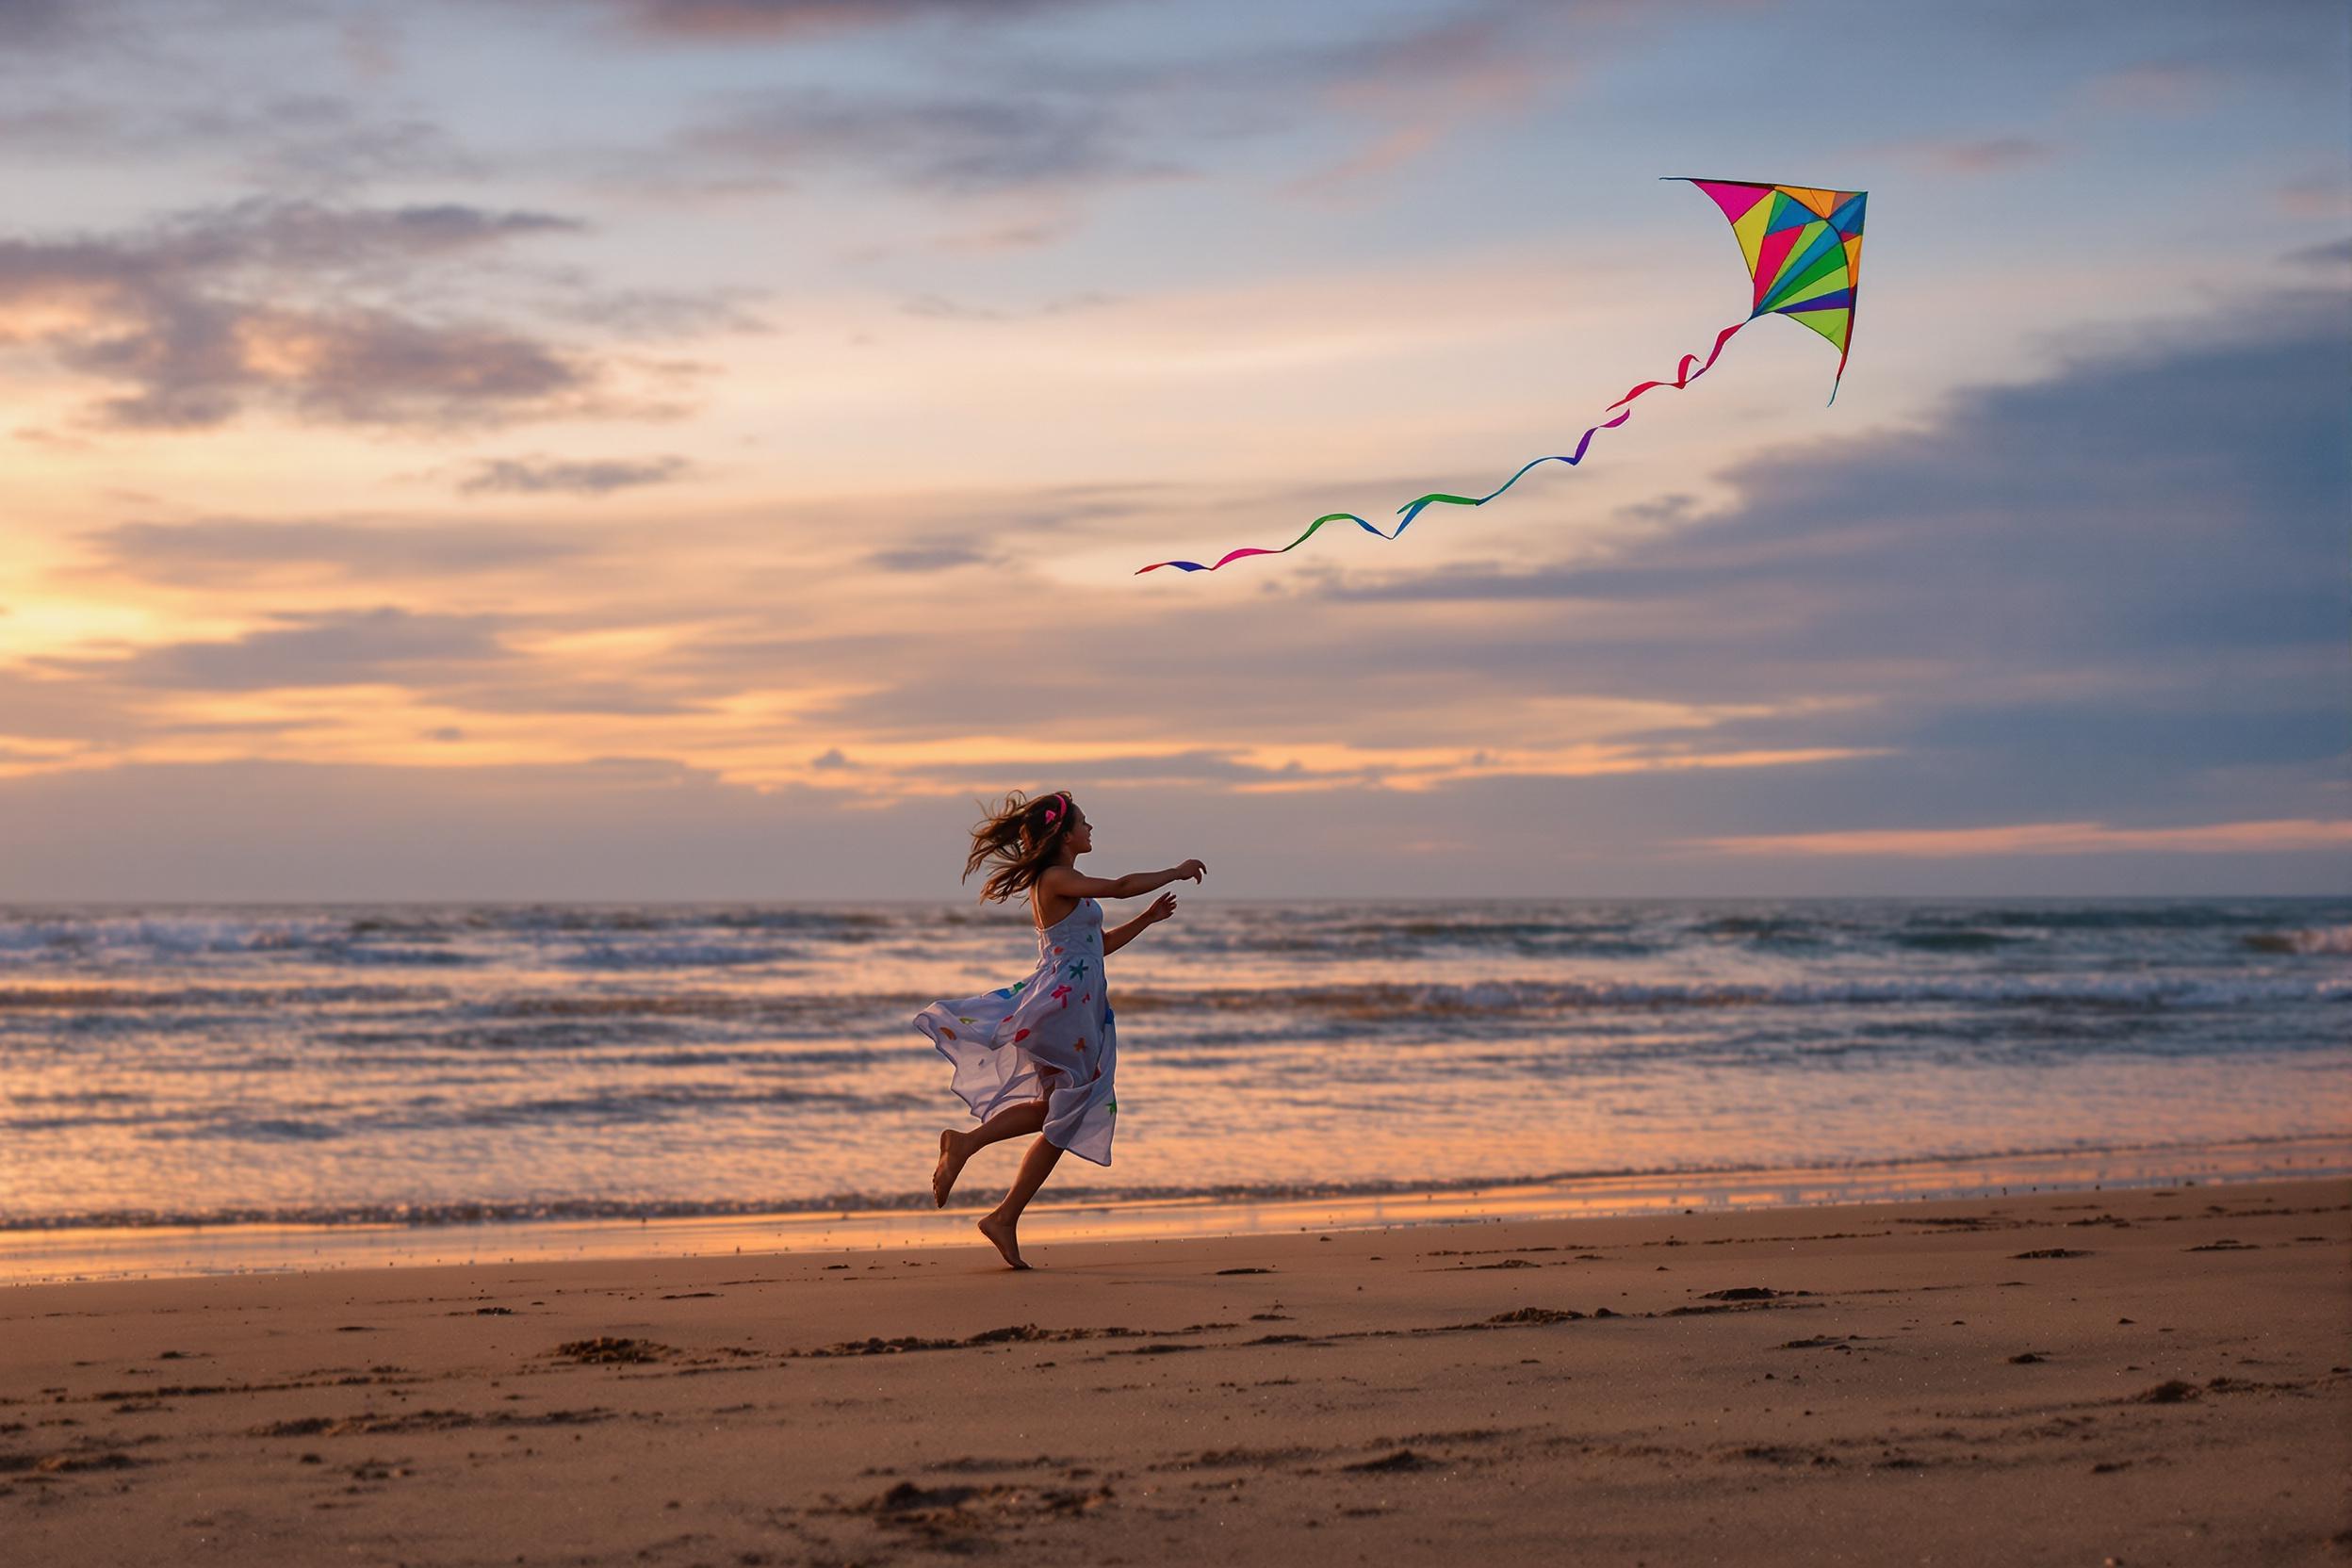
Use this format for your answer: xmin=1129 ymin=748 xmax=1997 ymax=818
xmin=914 ymin=896 xmax=1120 ymax=1166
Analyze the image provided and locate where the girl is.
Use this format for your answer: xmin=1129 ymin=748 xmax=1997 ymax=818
xmin=915 ymin=791 xmax=1206 ymax=1269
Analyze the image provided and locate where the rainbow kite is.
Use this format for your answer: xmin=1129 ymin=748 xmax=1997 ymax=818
xmin=1136 ymin=177 xmax=1867 ymax=575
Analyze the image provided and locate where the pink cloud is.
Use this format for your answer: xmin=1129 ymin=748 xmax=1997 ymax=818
xmin=2089 ymin=61 xmax=2213 ymax=114
xmin=1886 ymin=136 xmax=2058 ymax=175
xmin=2276 ymin=172 xmax=2348 ymax=220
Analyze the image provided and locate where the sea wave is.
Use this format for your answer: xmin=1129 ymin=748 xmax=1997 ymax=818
xmin=555 ymin=942 xmax=805 ymax=970
xmin=112 ymin=1084 xmax=909 ymax=1142
xmin=0 ymin=982 xmax=441 ymax=1011
xmin=0 ymin=905 xmax=896 ymax=965
xmin=1959 ymin=905 xmax=2294 ymax=931
xmin=364 ymin=973 xmax=2295 ymax=1023
xmin=1888 ymin=929 xmax=2031 ymax=952
xmin=0 ymin=913 xmax=350 ymax=960
xmin=2244 ymin=924 xmax=2352 ymax=956
xmin=5 ymin=972 xmax=2342 ymax=1020
xmin=1107 ymin=974 xmax=2348 ymax=1014
xmin=0 ymin=900 xmax=2341 ymax=974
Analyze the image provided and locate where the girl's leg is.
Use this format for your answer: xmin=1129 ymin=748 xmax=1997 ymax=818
xmin=976 ymin=1134 xmax=1065 ymax=1270
xmin=932 ymin=1096 xmax=1048 ymax=1206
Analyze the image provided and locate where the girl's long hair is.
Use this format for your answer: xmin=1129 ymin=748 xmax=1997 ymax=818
xmin=963 ymin=790 xmax=1078 ymax=904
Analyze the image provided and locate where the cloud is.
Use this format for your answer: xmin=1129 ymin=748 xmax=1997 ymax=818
xmin=2283 ymin=237 xmax=2352 ymax=270
xmin=811 ymin=741 xmax=1869 ymax=795
xmin=2073 ymin=0 xmax=2348 ymax=116
xmin=899 ymin=290 xmax=1119 ymax=321
xmin=1329 ymin=293 xmax=2347 ymax=671
xmin=0 ymin=84 xmax=484 ymax=198
xmin=668 ymin=5 xmax=1605 ymax=208
xmin=427 ymin=680 xmax=706 ymax=717
xmin=898 ymin=294 xmax=1007 ymax=322
xmin=2277 ymin=173 xmax=2348 ymax=220
xmin=1888 ymin=136 xmax=2059 ymax=174
xmin=55 ymin=607 xmax=516 ymax=691
xmin=1299 ymin=291 xmax=2349 ymax=849
xmin=8 ymin=197 xmax=565 ymax=280
xmin=2087 ymin=59 xmax=2216 ymax=112
xmin=1696 ymin=818 xmax=2352 ymax=858
xmin=203 ymin=199 xmax=584 ymax=267
xmin=0 ymin=199 xmax=612 ymax=430
xmin=587 ymin=0 xmax=1079 ymax=38
xmin=862 ymin=542 xmax=993 ymax=572
xmin=6 ymin=270 xmax=2344 ymax=893
xmin=1280 ymin=8 xmax=1552 ymax=196
xmin=547 ymin=286 xmax=773 ymax=339
xmin=178 ymin=97 xmax=486 ymax=194
xmin=85 ymin=518 xmax=587 ymax=585
xmin=0 ymin=102 xmax=115 ymax=147
xmin=458 ymin=455 xmax=692 ymax=496
xmin=32 ymin=599 xmax=713 ymax=718
xmin=690 ymin=92 xmax=1182 ymax=197
xmin=190 ymin=311 xmax=584 ymax=428
xmin=0 ymin=0 xmax=82 ymax=43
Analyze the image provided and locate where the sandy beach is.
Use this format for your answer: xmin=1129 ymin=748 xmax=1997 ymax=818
xmin=5 ymin=1177 xmax=2344 ymax=1566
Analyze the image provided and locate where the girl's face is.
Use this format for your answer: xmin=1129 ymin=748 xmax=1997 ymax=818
xmin=1066 ymin=805 xmax=1093 ymax=857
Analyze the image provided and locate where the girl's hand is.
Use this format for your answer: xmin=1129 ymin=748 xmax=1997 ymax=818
xmin=1145 ymin=890 xmax=1179 ymax=924
xmin=1175 ymin=858 xmax=1207 ymax=883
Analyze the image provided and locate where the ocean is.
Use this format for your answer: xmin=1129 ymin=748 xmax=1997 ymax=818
xmin=2 ymin=896 xmax=2344 ymax=1270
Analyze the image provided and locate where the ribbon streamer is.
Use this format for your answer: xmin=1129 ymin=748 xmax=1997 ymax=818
xmin=1134 ymin=178 xmax=1863 ymax=578
xmin=1134 ymin=321 xmax=1745 ymax=576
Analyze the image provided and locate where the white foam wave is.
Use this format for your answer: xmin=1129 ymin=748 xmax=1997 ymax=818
xmin=1119 ymin=974 xmax=2348 ymax=1014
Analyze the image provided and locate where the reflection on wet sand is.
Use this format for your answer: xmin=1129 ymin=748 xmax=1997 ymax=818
xmin=8 ymin=1133 xmax=2343 ymax=1283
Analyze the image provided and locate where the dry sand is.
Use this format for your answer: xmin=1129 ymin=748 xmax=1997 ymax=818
xmin=4 ymin=1178 xmax=2346 ymax=1566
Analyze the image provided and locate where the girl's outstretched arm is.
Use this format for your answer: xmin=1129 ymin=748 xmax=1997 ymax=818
xmin=1103 ymin=891 xmax=1179 ymax=956
xmin=1040 ymin=859 xmax=1205 ymax=902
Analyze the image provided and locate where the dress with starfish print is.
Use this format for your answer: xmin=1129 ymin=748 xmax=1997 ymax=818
xmin=914 ymin=896 xmax=1119 ymax=1165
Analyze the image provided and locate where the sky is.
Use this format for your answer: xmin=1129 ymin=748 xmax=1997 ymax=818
xmin=0 ymin=0 xmax=2344 ymax=901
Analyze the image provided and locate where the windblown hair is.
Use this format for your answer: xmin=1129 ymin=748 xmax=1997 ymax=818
xmin=962 ymin=790 xmax=1078 ymax=904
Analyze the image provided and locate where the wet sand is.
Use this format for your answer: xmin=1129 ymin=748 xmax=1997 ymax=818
xmin=5 ymin=1178 xmax=2345 ymax=1566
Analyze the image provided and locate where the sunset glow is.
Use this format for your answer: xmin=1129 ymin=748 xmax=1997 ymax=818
xmin=0 ymin=0 xmax=2343 ymax=898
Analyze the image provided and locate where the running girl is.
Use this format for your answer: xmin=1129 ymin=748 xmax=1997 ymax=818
xmin=915 ymin=792 xmax=1206 ymax=1268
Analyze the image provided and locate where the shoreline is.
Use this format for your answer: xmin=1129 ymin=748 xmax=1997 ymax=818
xmin=9 ymin=1132 xmax=2344 ymax=1285
xmin=3 ymin=1176 xmax=2344 ymax=1565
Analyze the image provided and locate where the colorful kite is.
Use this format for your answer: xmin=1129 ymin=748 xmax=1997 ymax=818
xmin=1136 ymin=177 xmax=1867 ymax=576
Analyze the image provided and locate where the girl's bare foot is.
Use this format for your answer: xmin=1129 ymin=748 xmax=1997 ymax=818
xmin=932 ymin=1129 xmax=972 ymax=1208
xmin=976 ymin=1211 xmax=1028 ymax=1269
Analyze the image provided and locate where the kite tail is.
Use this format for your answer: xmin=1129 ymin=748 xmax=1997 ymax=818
xmin=1380 ymin=410 xmax=1634 ymax=540
xmin=1605 ymin=319 xmax=1747 ymax=411
xmin=1134 ymin=320 xmax=1748 ymax=576
xmin=1132 ymin=510 xmax=1400 ymax=575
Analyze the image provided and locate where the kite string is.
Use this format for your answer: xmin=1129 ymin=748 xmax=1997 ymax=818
xmin=1135 ymin=320 xmax=1747 ymax=575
